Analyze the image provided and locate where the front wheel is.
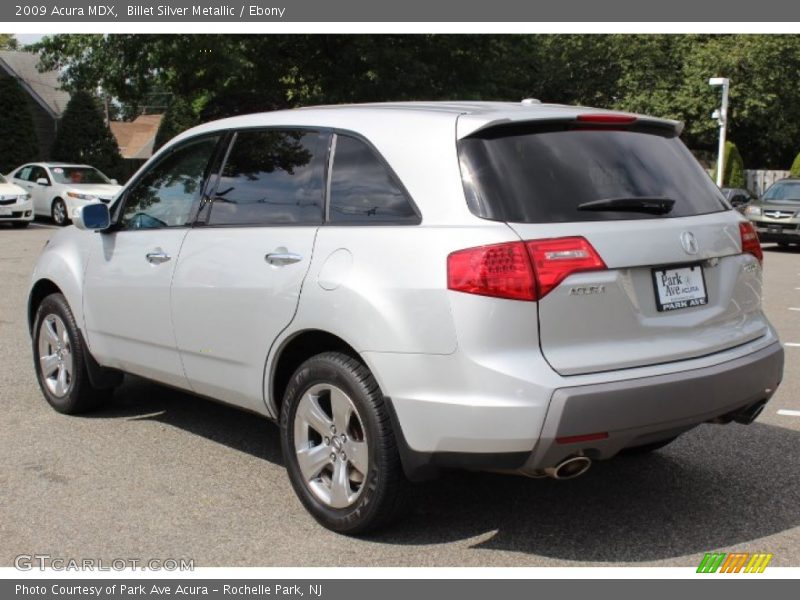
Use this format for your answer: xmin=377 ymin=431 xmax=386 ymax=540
xmin=51 ymin=198 xmax=68 ymax=226
xmin=280 ymin=352 xmax=407 ymax=535
xmin=33 ymin=293 xmax=112 ymax=414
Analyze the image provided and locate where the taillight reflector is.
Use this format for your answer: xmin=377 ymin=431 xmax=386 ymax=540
xmin=447 ymin=237 xmax=606 ymax=301
xmin=556 ymin=432 xmax=609 ymax=445
xmin=739 ymin=221 xmax=763 ymax=264
xmin=576 ymin=113 xmax=637 ymax=124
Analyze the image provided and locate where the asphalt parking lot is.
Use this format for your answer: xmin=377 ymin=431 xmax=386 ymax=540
xmin=1 ymin=221 xmax=799 ymax=568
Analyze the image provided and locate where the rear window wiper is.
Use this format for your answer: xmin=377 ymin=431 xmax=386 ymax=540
xmin=577 ymin=197 xmax=675 ymax=215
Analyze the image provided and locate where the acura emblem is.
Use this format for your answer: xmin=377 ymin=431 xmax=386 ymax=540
xmin=680 ymin=231 xmax=699 ymax=255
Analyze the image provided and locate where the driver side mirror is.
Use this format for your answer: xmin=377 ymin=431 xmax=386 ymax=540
xmin=36 ymin=178 xmax=50 ymax=186
xmin=110 ymin=178 xmax=119 ymax=185
xmin=73 ymin=202 xmax=111 ymax=231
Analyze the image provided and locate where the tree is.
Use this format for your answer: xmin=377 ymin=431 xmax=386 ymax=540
xmin=723 ymin=141 xmax=746 ymax=187
xmin=0 ymin=77 xmax=39 ymax=173
xmin=0 ymin=34 xmax=19 ymax=50
xmin=52 ymin=90 xmax=123 ymax=178
xmin=154 ymin=97 xmax=198 ymax=151
xmin=791 ymin=152 xmax=800 ymax=178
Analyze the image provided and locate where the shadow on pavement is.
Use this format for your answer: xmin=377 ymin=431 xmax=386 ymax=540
xmin=89 ymin=375 xmax=800 ymax=563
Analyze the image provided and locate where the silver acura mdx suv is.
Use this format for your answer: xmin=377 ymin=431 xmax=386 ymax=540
xmin=28 ymin=101 xmax=784 ymax=533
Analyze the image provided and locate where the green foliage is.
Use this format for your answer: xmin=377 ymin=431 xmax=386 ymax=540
xmin=31 ymin=34 xmax=800 ymax=169
xmin=723 ymin=141 xmax=746 ymax=188
xmin=154 ymin=97 xmax=198 ymax=151
xmin=0 ymin=77 xmax=39 ymax=173
xmin=0 ymin=34 xmax=19 ymax=50
xmin=52 ymin=90 xmax=123 ymax=179
xmin=791 ymin=152 xmax=800 ymax=177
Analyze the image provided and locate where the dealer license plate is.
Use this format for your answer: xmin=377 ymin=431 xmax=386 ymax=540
xmin=652 ymin=264 xmax=708 ymax=312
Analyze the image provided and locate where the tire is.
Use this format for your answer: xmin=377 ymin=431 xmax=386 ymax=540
xmin=621 ymin=436 xmax=679 ymax=455
xmin=12 ymin=221 xmax=30 ymax=228
xmin=280 ymin=351 xmax=407 ymax=535
xmin=32 ymin=293 xmax=112 ymax=414
xmin=51 ymin=198 xmax=68 ymax=226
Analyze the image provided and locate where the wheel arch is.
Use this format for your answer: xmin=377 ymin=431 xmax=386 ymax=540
xmin=28 ymin=278 xmax=63 ymax=334
xmin=268 ymin=329 xmax=361 ymax=418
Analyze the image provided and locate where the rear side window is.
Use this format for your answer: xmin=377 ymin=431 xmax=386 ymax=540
xmin=208 ymin=129 xmax=327 ymax=226
xmin=458 ymin=126 xmax=727 ymax=223
xmin=15 ymin=166 xmax=33 ymax=181
xmin=329 ymin=135 xmax=419 ymax=224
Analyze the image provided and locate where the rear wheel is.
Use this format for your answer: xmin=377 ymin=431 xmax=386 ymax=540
xmin=33 ymin=293 xmax=112 ymax=414
xmin=280 ymin=352 xmax=407 ymax=534
xmin=51 ymin=198 xmax=68 ymax=226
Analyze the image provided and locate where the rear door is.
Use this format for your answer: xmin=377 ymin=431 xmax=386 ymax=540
xmin=171 ymin=128 xmax=328 ymax=412
xmin=457 ymin=122 xmax=768 ymax=375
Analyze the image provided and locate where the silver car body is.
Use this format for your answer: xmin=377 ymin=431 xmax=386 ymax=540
xmin=28 ymin=102 xmax=784 ymax=478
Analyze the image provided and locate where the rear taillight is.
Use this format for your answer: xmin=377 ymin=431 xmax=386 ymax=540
xmin=739 ymin=222 xmax=763 ymax=264
xmin=447 ymin=242 xmax=535 ymax=301
xmin=447 ymin=237 xmax=606 ymax=301
xmin=526 ymin=237 xmax=607 ymax=298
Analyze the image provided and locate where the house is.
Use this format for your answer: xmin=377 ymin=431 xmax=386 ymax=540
xmin=110 ymin=114 xmax=164 ymax=160
xmin=0 ymin=50 xmax=70 ymax=160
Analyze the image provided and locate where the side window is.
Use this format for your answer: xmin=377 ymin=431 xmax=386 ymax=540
xmin=329 ymin=135 xmax=419 ymax=224
xmin=207 ymin=129 xmax=326 ymax=226
xmin=16 ymin=166 xmax=33 ymax=181
xmin=31 ymin=167 xmax=49 ymax=184
xmin=119 ymin=135 xmax=221 ymax=230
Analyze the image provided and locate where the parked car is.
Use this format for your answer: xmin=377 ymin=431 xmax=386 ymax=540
xmin=0 ymin=173 xmax=33 ymax=228
xmin=8 ymin=163 xmax=121 ymax=226
xmin=743 ymin=178 xmax=800 ymax=247
xmin=28 ymin=102 xmax=784 ymax=534
xmin=721 ymin=187 xmax=755 ymax=212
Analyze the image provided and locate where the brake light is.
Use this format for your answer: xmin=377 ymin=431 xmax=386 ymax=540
xmin=576 ymin=113 xmax=637 ymax=124
xmin=526 ymin=237 xmax=607 ymax=298
xmin=447 ymin=237 xmax=606 ymax=301
xmin=739 ymin=222 xmax=763 ymax=264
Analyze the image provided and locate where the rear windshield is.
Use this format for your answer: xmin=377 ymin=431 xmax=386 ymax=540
xmin=457 ymin=126 xmax=728 ymax=223
xmin=762 ymin=180 xmax=800 ymax=202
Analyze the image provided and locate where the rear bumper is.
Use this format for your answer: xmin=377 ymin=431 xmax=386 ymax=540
xmin=373 ymin=340 xmax=783 ymax=480
xmin=520 ymin=341 xmax=783 ymax=473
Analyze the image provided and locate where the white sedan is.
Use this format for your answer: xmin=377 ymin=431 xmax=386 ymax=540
xmin=8 ymin=162 xmax=122 ymax=226
xmin=0 ymin=173 xmax=33 ymax=228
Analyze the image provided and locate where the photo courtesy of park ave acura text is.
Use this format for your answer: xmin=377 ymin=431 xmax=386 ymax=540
xmin=1 ymin=32 xmax=799 ymax=567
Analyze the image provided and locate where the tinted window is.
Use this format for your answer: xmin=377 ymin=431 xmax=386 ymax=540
xmin=762 ymin=181 xmax=800 ymax=202
xmin=119 ymin=135 xmax=221 ymax=230
xmin=31 ymin=167 xmax=50 ymax=184
xmin=50 ymin=166 xmax=111 ymax=185
xmin=458 ymin=127 xmax=728 ymax=223
xmin=329 ymin=135 xmax=418 ymax=224
xmin=207 ymin=130 xmax=326 ymax=226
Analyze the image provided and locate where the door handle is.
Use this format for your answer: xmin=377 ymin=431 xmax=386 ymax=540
xmin=265 ymin=252 xmax=302 ymax=266
xmin=146 ymin=250 xmax=171 ymax=264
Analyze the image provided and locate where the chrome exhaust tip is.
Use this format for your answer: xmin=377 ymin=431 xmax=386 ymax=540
xmin=544 ymin=456 xmax=592 ymax=480
xmin=734 ymin=400 xmax=767 ymax=425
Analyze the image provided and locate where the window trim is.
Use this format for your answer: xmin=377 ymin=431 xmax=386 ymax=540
xmin=108 ymin=132 xmax=226 ymax=232
xmin=196 ymin=126 xmax=331 ymax=229
xmin=324 ymin=129 xmax=422 ymax=227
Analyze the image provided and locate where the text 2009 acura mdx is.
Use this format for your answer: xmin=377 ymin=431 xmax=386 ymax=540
xmin=28 ymin=102 xmax=784 ymax=533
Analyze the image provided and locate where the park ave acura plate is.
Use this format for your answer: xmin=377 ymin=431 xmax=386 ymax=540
xmin=652 ymin=264 xmax=708 ymax=312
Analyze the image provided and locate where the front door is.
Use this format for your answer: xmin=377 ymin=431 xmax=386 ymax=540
xmin=83 ymin=134 xmax=223 ymax=388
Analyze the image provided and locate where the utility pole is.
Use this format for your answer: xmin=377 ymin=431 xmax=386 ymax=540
xmin=709 ymin=77 xmax=730 ymax=187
